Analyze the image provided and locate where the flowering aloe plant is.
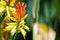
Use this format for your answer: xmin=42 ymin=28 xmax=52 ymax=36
xmin=0 ymin=0 xmax=30 ymax=40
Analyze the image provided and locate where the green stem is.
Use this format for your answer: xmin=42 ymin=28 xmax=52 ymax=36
xmin=13 ymin=31 xmax=18 ymax=40
xmin=0 ymin=23 xmax=2 ymax=40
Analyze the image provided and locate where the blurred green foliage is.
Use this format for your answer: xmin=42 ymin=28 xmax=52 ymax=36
xmin=0 ymin=13 xmax=5 ymax=40
xmin=39 ymin=0 xmax=60 ymax=40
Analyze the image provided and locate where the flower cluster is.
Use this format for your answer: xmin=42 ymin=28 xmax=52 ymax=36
xmin=0 ymin=0 xmax=29 ymax=39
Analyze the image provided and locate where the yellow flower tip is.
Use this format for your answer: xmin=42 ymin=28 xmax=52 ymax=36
xmin=11 ymin=30 xmax=16 ymax=36
xmin=0 ymin=1 xmax=7 ymax=7
xmin=10 ymin=3 xmax=14 ymax=6
xmin=10 ymin=26 xmax=16 ymax=36
xmin=7 ymin=23 xmax=17 ymax=27
xmin=20 ymin=20 xmax=25 ymax=25
xmin=24 ymin=36 xmax=26 ymax=40
xmin=9 ymin=7 xmax=16 ymax=14
xmin=5 ymin=23 xmax=17 ymax=31
xmin=6 ymin=6 xmax=11 ymax=20
xmin=23 ymin=34 xmax=26 ymax=39
xmin=21 ymin=14 xmax=28 ymax=20
xmin=24 ymin=25 xmax=30 ymax=31
xmin=20 ymin=28 xmax=26 ymax=39
xmin=5 ymin=26 xmax=12 ymax=31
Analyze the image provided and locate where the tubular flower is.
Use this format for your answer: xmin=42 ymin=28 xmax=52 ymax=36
xmin=13 ymin=2 xmax=26 ymax=21
xmin=4 ymin=22 xmax=17 ymax=36
xmin=19 ymin=20 xmax=30 ymax=31
xmin=3 ymin=1 xmax=30 ymax=39
xmin=5 ymin=23 xmax=17 ymax=31
xmin=5 ymin=20 xmax=30 ymax=38
xmin=10 ymin=25 xmax=17 ymax=36
xmin=20 ymin=28 xmax=26 ymax=39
